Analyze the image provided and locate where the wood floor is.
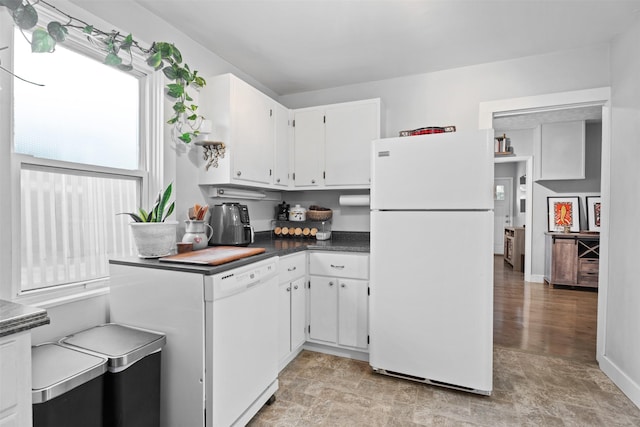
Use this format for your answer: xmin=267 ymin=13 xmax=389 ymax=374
xmin=493 ymin=255 xmax=598 ymax=362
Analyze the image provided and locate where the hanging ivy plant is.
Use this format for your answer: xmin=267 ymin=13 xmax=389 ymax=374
xmin=0 ymin=0 xmax=206 ymax=143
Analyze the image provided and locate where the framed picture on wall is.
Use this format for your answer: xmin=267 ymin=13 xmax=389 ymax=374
xmin=547 ymin=196 xmax=580 ymax=232
xmin=586 ymin=196 xmax=602 ymax=232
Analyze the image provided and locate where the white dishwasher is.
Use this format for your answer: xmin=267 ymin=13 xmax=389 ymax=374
xmin=205 ymin=258 xmax=279 ymax=427
xmin=109 ymin=256 xmax=279 ymax=427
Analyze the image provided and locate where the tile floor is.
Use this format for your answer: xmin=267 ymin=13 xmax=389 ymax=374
xmin=249 ymin=259 xmax=640 ymax=426
xmin=249 ymin=349 xmax=640 ymax=426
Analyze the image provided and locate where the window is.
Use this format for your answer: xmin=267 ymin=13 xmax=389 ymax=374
xmin=11 ymin=25 xmax=154 ymax=295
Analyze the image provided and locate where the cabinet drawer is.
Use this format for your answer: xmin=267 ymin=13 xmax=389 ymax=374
xmin=279 ymin=252 xmax=306 ymax=282
xmin=578 ymin=272 xmax=599 ymax=287
xmin=579 ymin=258 xmax=599 ymax=273
xmin=309 ymin=252 xmax=369 ymax=279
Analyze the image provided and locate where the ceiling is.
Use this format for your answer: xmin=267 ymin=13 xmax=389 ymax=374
xmin=74 ymin=1 xmax=640 ymax=96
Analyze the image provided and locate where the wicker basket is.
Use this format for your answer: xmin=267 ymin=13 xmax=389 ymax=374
xmin=306 ymin=209 xmax=332 ymax=221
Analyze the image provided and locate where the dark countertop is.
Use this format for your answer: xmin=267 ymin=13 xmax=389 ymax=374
xmin=0 ymin=299 xmax=50 ymax=338
xmin=109 ymin=231 xmax=370 ymax=275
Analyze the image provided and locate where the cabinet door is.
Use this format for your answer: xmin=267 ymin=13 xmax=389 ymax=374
xmin=551 ymin=238 xmax=578 ymax=285
xmin=232 ymin=80 xmax=274 ymax=184
xmin=290 ymin=277 xmax=307 ymax=350
xmin=0 ymin=332 xmax=32 ymax=427
xmin=538 ymin=121 xmax=585 ymax=180
xmin=277 ymin=282 xmax=292 ymax=363
xmin=273 ymin=102 xmax=290 ymax=187
xmin=325 ymin=101 xmax=379 ymax=186
xmin=309 ymin=276 xmax=337 ymax=343
xmin=293 ymin=109 xmax=324 ymax=187
xmin=338 ymin=279 xmax=369 ymax=349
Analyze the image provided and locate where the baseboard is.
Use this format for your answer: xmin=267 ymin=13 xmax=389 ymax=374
xmin=303 ymin=341 xmax=369 ymax=362
xmin=529 ymin=274 xmax=545 ymax=283
xmin=599 ymin=354 xmax=640 ymax=409
xmin=278 ymin=346 xmax=304 ymax=372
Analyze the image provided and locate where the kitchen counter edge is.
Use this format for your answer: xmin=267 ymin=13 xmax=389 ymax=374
xmin=0 ymin=299 xmax=50 ymax=338
xmin=109 ymin=232 xmax=370 ymax=275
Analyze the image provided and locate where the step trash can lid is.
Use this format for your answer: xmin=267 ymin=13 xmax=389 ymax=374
xmin=59 ymin=323 xmax=166 ymax=372
xmin=32 ymin=343 xmax=107 ymax=404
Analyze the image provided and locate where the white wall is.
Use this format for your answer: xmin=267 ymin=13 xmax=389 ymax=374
xmin=602 ymin=15 xmax=640 ymax=407
xmin=280 ymin=45 xmax=610 ymax=137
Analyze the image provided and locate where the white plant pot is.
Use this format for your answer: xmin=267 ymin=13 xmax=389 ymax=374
xmin=130 ymin=221 xmax=178 ymax=258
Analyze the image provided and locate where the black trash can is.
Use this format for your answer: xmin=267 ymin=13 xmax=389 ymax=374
xmin=59 ymin=323 xmax=166 ymax=427
xmin=32 ymin=343 xmax=107 ymax=427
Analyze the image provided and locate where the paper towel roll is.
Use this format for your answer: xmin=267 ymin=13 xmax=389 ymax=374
xmin=339 ymin=195 xmax=370 ymax=206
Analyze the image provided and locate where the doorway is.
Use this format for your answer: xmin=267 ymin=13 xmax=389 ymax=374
xmin=479 ymin=87 xmax=610 ymax=364
xmin=493 ymin=177 xmax=513 ymax=254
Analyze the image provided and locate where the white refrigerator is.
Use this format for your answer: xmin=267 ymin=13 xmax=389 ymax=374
xmin=369 ymin=129 xmax=494 ymax=395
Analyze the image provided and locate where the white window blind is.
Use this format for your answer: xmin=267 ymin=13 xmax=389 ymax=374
xmin=20 ymin=166 xmax=139 ymax=291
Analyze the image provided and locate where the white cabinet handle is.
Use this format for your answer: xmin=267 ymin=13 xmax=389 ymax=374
xmin=329 ymin=281 xmax=334 ymax=286
xmin=237 ymin=171 xmax=242 ymax=176
xmin=287 ymin=266 xmax=296 ymax=272
xmin=340 ymin=283 xmax=346 ymax=288
xmin=294 ymin=285 xmax=299 ymax=290
xmin=330 ymin=264 xmax=345 ymax=269
xmin=286 ymin=287 xmax=291 ymax=292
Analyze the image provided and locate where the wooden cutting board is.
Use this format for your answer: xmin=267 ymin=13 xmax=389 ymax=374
xmin=159 ymin=246 xmax=266 ymax=266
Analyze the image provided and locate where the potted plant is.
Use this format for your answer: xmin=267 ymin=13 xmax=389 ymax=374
xmin=120 ymin=183 xmax=178 ymax=258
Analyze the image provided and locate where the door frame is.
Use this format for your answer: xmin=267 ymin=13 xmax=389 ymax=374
xmin=479 ymin=86 xmax=611 ymax=365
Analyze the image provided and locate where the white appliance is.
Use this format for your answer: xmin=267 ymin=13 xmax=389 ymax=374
xmin=369 ymin=129 xmax=494 ymax=395
xmin=109 ymin=257 xmax=279 ymax=427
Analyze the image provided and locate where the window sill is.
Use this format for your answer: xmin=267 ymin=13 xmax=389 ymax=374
xmin=12 ymin=281 xmax=110 ymax=309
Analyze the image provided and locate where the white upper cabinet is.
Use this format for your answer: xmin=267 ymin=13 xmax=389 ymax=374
xmin=273 ymin=103 xmax=291 ymax=187
xmin=198 ymin=73 xmax=381 ymax=191
xmin=198 ymin=73 xmax=287 ymax=188
xmin=293 ymin=99 xmax=381 ymax=189
xmin=536 ymin=120 xmax=586 ymax=181
xmin=293 ymin=108 xmax=325 ymax=188
xmin=232 ymin=79 xmax=274 ymax=184
xmin=324 ymin=100 xmax=380 ymax=186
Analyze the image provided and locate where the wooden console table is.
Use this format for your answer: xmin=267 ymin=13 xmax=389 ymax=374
xmin=544 ymin=232 xmax=600 ymax=289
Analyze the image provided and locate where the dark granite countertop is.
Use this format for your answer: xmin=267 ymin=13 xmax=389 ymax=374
xmin=109 ymin=231 xmax=370 ymax=275
xmin=0 ymin=299 xmax=50 ymax=338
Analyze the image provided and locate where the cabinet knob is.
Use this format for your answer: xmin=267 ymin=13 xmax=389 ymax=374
xmin=288 ymin=266 xmax=296 ymax=272
xmin=277 ymin=178 xmax=281 ymax=183
xmin=294 ymin=285 xmax=299 ymax=290
xmin=311 ymin=179 xmax=316 ymax=184
xmin=286 ymin=287 xmax=291 ymax=292
xmin=237 ymin=171 xmax=242 ymax=177
xmin=341 ymin=283 xmax=346 ymax=288
xmin=329 ymin=281 xmax=334 ymax=287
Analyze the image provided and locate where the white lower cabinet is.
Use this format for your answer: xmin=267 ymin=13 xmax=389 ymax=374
xmin=278 ymin=253 xmax=307 ymax=369
xmin=0 ymin=331 xmax=32 ymax=427
xmin=337 ymin=279 xmax=369 ymax=349
xmin=308 ymin=252 xmax=369 ymax=351
xmin=308 ymin=277 xmax=338 ymax=343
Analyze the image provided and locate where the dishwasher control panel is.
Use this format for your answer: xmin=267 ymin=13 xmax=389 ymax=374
xmin=208 ymin=258 xmax=278 ymax=300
